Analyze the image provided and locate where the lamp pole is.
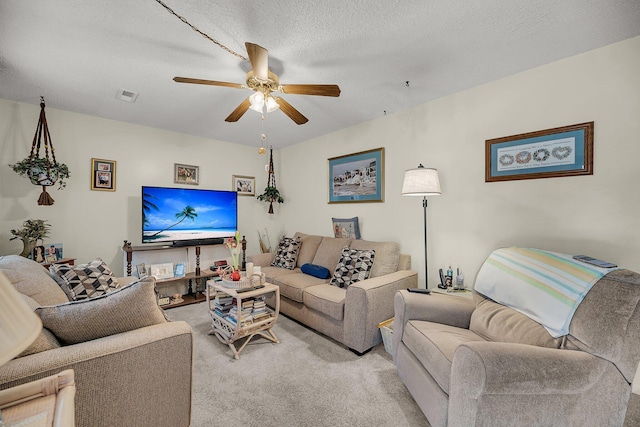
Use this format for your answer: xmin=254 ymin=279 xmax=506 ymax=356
xmin=422 ymin=196 xmax=429 ymax=287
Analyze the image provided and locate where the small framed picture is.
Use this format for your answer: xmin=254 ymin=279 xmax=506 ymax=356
xmin=174 ymin=263 xmax=186 ymax=277
xmin=232 ymin=175 xmax=255 ymax=196
xmin=91 ymin=158 xmax=116 ymax=191
xmin=45 ymin=243 xmax=63 ymax=261
xmin=332 ymin=217 xmax=361 ymax=239
xmin=136 ymin=263 xmax=147 ymax=278
xmin=32 ymin=245 xmax=46 ymax=263
xmin=150 ymin=263 xmax=174 ymax=279
xmin=174 ymin=163 xmax=199 ymax=185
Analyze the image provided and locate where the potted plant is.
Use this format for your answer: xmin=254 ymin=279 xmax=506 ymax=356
xmin=9 ymin=156 xmax=70 ymax=190
xmin=10 ymin=219 xmax=51 ymax=258
xmin=256 ymin=186 xmax=284 ymax=214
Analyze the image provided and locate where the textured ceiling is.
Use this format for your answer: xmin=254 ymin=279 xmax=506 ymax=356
xmin=1 ymin=0 xmax=640 ymax=148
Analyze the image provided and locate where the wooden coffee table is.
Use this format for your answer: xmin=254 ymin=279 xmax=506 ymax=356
xmin=206 ymin=281 xmax=280 ymax=359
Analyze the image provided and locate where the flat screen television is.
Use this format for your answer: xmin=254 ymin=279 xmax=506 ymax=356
xmin=142 ymin=186 xmax=237 ymax=245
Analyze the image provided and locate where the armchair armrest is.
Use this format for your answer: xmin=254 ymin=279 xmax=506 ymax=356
xmin=449 ymin=341 xmax=625 ymax=426
xmin=248 ymin=252 xmax=275 ymax=267
xmin=0 ymin=322 xmax=193 ymax=427
xmin=343 ymin=269 xmax=417 ymax=353
xmin=392 ymin=290 xmax=475 ymax=359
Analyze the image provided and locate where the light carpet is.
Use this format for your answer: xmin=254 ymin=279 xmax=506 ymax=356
xmin=166 ymin=302 xmax=429 ymax=427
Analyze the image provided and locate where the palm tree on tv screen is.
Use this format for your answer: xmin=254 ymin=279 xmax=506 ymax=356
xmin=148 ymin=205 xmax=198 ymax=238
xmin=142 ymin=193 xmax=159 ymax=226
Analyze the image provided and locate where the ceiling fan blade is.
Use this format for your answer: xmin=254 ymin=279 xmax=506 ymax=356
xmin=245 ymin=42 xmax=269 ymax=81
xmin=273 ymin=97 xmax=308 ymax=125
xmin=225 ymin=98 xmax=252 ymax=122
xmin=173 ymin=77 xmax=244 ymax=89
xmin=279 ymin=84 xmax=341 ymax=97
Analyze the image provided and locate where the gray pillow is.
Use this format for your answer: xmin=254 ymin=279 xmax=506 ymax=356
xmin=36 ymin=277 xmax=167 ymax=345
xmin=49 ymin=258 xmax=119 ymax=300
xmin=329 ymin=247 xmax=376 ymax=288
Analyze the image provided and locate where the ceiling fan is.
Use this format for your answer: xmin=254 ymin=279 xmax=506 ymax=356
xmin=173 ymin=42 xmax=341 ymax=125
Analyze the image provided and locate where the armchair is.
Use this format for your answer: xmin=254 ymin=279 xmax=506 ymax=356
xmin=393 ymin=253 xmax=640 ymax=426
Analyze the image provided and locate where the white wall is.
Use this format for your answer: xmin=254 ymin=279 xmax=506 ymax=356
xmin=2 ymin=36 xmax=639 ymax=287
xmin=278 ymin=35 xmax=640 ymax=287
xmin=0 ymin=100 xmax=279 ymax=274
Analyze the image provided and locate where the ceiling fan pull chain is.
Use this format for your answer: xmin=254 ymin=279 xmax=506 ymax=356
xmin=154 ymin=0 xmax=248 ymax=62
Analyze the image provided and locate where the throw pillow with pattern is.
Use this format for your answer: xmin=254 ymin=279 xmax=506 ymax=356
xmin=329 ymin=246 xmax=376 ymax=288
xmin=49 ymin=258 xmax=119 ymax=301
xmin=271 ymin=236 xmax=302 ymax=270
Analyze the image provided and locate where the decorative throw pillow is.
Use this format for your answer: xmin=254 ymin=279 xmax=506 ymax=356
xmin=35 ymin=277 xmax=167 ymax=345
xmin=301 ymin=263 xmax=331 ymax=279
xmin=329 ymin=246 xmax=376 ymax=288
xmin=49 ymin=258 xmax=119 ymax=301
xmin=271 ymin=236 xmax=301 ymax=270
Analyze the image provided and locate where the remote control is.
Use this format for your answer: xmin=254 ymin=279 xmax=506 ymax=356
xmin=573 ymin=255 xmax=617 ymax=269
xmin=407 ymin=288 xmax=431 ymax=294
xmin=236 ymin=284 xmax=265 ymax=293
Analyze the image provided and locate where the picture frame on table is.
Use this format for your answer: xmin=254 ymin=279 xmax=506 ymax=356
xmin=136 ymin=263 xmax=147 ymax=279
xmin=174 ymin=263 xmax=186 ymax=278
xmin=45 ymin=243 xmax=63 ymax=263
xmin=232 ymin=175 xmax=255 ymax=196
xmin=32 ymin=245 xmax=46 ymax=263
xmin=332 ymin=217 xmax=361 ymax=239
xmin=91 ymin=158 xmax=116 ymax=191
xmin=328 ymin=147 xmax=384 ymax=203
xmin=150 ymin=263 xmax=174 ymax=280
xmin=485 ymin=122 xmax=594 ymax=182
xmin=174 ymin=163 xmax=199 ymax=185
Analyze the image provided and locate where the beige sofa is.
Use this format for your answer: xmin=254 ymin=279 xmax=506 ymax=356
xmin=249 ymin=232 xmax=417 ymax=354
xmin=0 ymin=255 xmax=193 ymax=427
xmin=393 ymin=252 xmax=640 ymax=426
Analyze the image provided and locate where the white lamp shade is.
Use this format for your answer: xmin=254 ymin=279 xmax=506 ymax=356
xmin=0 ymin=271 xmax=42 ymax=365
xmin=401 ymin=166 xmax=441 ymax=196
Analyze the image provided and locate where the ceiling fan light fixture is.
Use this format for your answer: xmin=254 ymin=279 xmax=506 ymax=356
xmin=265 ymin=96 xmax=280 ymax=113
xmin=249 ymin=91 xmax=264 ymax=112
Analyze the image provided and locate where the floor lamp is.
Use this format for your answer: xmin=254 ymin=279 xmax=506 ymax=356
xmin=401 ymin=164 xmax=441 ymax=288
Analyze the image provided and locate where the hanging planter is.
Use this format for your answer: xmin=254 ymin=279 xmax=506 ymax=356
xmin=256 ymin=147 xmax=284 ymax=214
xmin=8 ymin=97 xmax=71 ymax=205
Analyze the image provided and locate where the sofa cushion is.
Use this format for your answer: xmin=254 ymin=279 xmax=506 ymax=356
xmin=304 ymin=284 xmax=346 ymax=321
xmin=301 ymin=263 xmax=331 ymax=279
xmin=271 ymin=236 xmax=301 ymax=270
xmin=350 ymin=240 xmax=400 ymax=277
xmin=311 ymin=237 xmax=353 ymax=271
xmin=403 ymin=320 xmax=486 ymax=393
xmin=329 ymin=247 xmax=375 ymax=288
xmin=36 ymin=277 xmax=167 ymax=345
xmin=0 ymin=255 xmax=68 ymax=305
xmin=49 ymin=258 xmax=119 ymax=300
xmin=293 ymin=232 xmax=324 ymax=267
xmin=470 ymin=296 xmax=563 ymax=349
xmin=16 ymin=294 xmax=61 ymax=358
xmin=274 ymin=271 xmax=330 ymax=303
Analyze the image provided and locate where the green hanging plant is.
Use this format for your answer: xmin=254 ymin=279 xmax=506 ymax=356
xmin=9 ymin=157 xmax=71 ymax=190
xmin=256 ymin=186 xmax=284 ymax=204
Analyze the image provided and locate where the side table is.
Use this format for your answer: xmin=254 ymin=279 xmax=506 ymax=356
xmin=206 ymin=281 xmax=280 ymax=359
xmin=42 ymin=258 xmax=76 ymax=269
xmin=0 ymin=369 xmax=76 ymax=426
xmin=431 ymin=288 xmax=473 ymax=298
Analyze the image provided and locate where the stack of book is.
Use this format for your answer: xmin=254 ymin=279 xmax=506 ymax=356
xmin=213 ymin=294 xmax=234 ymax=318
xmin=228 ymin=299 xmax=254 ymax=325
xmin=252 ymin=296 xmax=270 ymax=322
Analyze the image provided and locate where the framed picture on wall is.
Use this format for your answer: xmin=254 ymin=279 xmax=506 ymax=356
xmin=485 ymin=122 xmax=594 ymax=182
xmin=174 ymin=163 xmax=199 ymax=185
xmin=91 ymin=158 xmax=116 ymax=191
xmin=328 ymin=147 xmax=384 ymax=203
xmin=232 ymin=175 xmax=255 ymax=196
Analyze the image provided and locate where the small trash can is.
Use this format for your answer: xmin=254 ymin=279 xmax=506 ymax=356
xmin=377 ymin=318 xmax=394 ymax=355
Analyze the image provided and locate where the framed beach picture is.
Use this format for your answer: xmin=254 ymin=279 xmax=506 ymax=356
xmin=91 ymin=158 xmax=116 ymax=191
xmin=485 ymin=122 xmax=594 ymax=182
xmin=232 ymin=175 xmax=255 ymax=196
xmin=174 ymin=163 xmax=199 ymax=185
xmin=328 ymin=147 xmax=384 ymax=203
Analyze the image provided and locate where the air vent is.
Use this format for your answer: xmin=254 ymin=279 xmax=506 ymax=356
xmin=116 ymin=89 xmax=139 ymax=103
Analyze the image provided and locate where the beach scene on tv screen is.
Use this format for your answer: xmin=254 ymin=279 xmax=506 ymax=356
xmin=142 ymin=187 xmax=237 ymax=243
